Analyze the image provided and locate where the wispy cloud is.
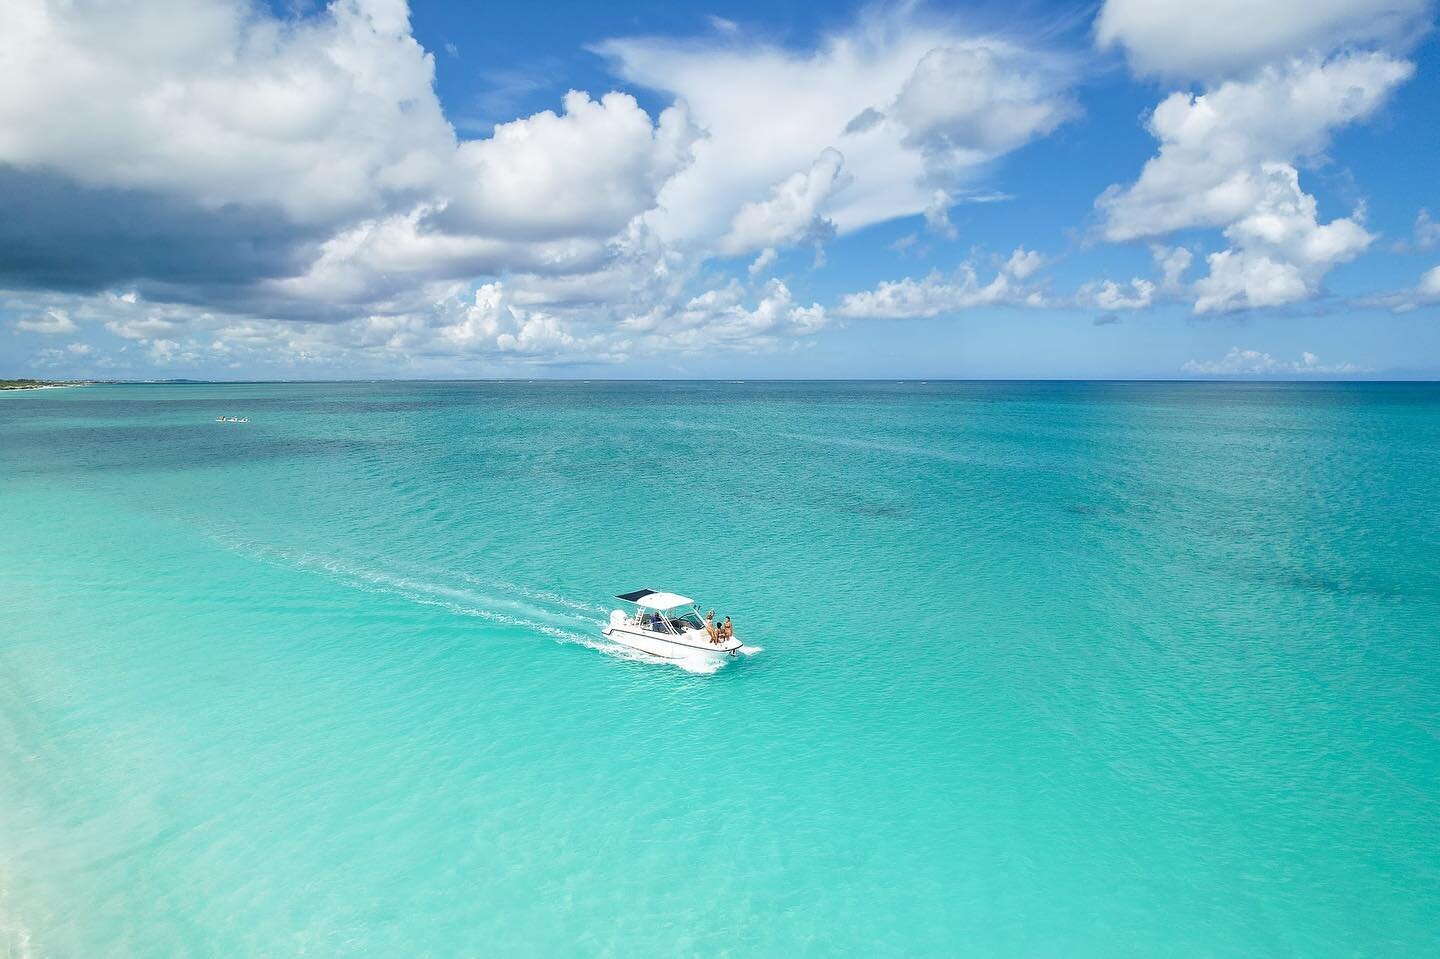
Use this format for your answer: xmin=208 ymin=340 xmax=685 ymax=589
xmin=1182 ymin=347 xmax=1371 ymax=376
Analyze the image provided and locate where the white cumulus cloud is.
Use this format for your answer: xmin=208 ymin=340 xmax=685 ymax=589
xmin=1084 ymin=278 xmax=1156 ymax=310
xmin=1422 ymin=265 xmax=1440 ymax=297
xmin=4 ymin=1 xmax=1078 ymax=367
xmin=1368 ymin=263 xmax=1440 ymax=312
xmin=438 ymin=91 xmax=696 ymax=242
xmin=718 ymin=149 xmax=847 ymax=255
xmin=836 ymin=247 xmax=1046 ymax=319
xmin=1097 ymin=53 xmax=1411 ymax=243
xmin=1192 ymin=163 xmax=1373 ymax=312
xmin=886 ymin=43 xmax=1074 ymax=174
xmin=14 ymin=308 xmax=77 ymax=334
xmin=747 ymin=247 xmax=778 ymax=277
xmin=1153 ymin=245 xmax=1194 ymax=290
xmin=428 ymin=283 xmax=621 ymax=360
xmin=598 ymin=12 xmax=1074 ymax=250
xmin=1095 ymin=0 xmax=1429 ymax=80
xmin=1395 ymin=208 xmax=1440 ymax=253
xmin=922 ymin=189 xmax=958 ymax=239
xmin=1182 ymin=346 xmax=1369 ymax=375
xmin=620 ymin=278 xmax=827 ymax=352
xmin=0 ymin=0 xmax=455 ymax=225
xmin=1004 ymin=247 xmax=1045 ymax=280
xmin=1096 ymin=51 xmax=1412 ymax=314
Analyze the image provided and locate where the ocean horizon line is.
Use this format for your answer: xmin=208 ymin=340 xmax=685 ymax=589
xmin=9 ymin=376 xmax=1440 ymax=386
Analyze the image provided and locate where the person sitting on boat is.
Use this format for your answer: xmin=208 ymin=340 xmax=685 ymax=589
xmin=719 ymin=616 xmax=733 ymax=641
xmin=705 ymin=610 xmax=719 ymax=644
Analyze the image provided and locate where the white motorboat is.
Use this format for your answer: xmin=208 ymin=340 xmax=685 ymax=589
xmin=603 ymin=589 xmax=744 ymax=660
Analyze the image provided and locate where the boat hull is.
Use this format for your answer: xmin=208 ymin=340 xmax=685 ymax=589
xmin=601 ymin=622 xmax=742 ymax=660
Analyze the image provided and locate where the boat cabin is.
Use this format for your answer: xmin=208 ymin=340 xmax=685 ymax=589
xmin=616 ymin=589 xmax=706 ymax=634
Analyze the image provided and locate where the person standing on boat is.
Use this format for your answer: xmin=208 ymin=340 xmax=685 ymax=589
xmin=705 ymin=610 xmax=719 ymax=643
xmin=720 ymin=616 xmax=733 ymax=641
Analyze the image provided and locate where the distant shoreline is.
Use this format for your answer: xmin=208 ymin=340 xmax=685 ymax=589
xmin=0 ymin=380 xmax=93 ymax=392
xmin=3 ymin=378 xmax=1439 ymax=389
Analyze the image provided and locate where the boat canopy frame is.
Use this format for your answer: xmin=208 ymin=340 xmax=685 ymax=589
xmin=615 ymin=588 xmax=695 ymax=611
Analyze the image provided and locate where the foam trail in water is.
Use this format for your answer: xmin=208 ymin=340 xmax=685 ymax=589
xmin=209 ymin=535 xmax=735 ymax=672
xmin=670 ymin=655 xmax=726 ymax=675
xmin=467 ymin=576 xmax=611 ymax=615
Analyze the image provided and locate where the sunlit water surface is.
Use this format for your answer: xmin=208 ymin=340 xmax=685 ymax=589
xmin=2 ymin=381 xmax=1438 ymax=956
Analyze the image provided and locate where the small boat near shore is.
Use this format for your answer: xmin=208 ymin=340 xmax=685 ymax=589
xmin=603 ymin=589 xmax=745 ymax=661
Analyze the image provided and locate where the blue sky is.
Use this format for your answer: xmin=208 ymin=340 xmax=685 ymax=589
xmin=1 ymin=0 xmax=1437 ymax=379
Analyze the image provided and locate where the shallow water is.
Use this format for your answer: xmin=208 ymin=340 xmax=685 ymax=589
xmin=2 ymin=381 xmax=1438 ymax=955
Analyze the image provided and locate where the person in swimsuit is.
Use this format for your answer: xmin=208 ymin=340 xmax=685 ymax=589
xmin=720 ymin=616 xmax=733 ymax=641
xmin=705 ymin=610 xmax=719 ymax=643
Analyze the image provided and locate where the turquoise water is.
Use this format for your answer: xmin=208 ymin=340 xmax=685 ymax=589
xmin=2 ymin=381 xmax=1438 ymax=956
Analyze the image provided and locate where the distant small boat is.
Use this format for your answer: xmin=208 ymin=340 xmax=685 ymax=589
xmin=215 ymin=415 xmax=249 ymax=423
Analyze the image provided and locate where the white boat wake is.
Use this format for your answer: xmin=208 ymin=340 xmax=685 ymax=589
xmin=209 ymin=535 xmax=750 ymax=673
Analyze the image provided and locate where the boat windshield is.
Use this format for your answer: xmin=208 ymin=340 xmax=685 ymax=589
xmin=671 ymin=610 xmax=705 ymax=630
